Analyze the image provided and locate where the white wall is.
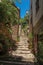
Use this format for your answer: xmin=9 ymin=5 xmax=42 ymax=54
xmin=32 ymin=0 xmax=43 ymax=27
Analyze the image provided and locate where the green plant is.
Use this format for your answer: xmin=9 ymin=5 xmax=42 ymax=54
xmin=28 ymin=33 xmax=33 ymax=40
xmin=28 ymin=32 xmax=33 ymax=49
xmin=0 ymin=1 xmax=19 ymax=25
xmin=38 ymin=41 xmax=43 ymax=59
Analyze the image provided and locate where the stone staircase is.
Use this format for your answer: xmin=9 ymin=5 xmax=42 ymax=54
xmin=0 ymin=34 xmax=37 ymax=65
xmin=12 ymin=36 xmax=36 ymax=62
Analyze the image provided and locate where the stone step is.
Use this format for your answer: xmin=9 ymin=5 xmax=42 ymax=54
xmin=22 ymin=58 xmax=34 ymax=62
xmin=17 ymin=47 xmax=28 ymax=50
xmin=18 ymin=44 xmax=28 ymax=46
xmin=17 ymin=52 xmax=29 ymax=54
xmin=12 ymin=53 xmax=35 ymax=60
xmin=12 ymin=53 xmax=34 ymax=57
xmin=18 ymin=47 xmax=28 ymax=49
xmin=12 ymin=54 xmax=35 ymax=62
xmin=15 ymin=50 xmax=31 ymax=54
xmin=17 ymin=49 xmax=29 ymax=51
xmin=14 ymin=53 xmax=30 ymax=54
xmin=0 ymin=60 xmax=34 ymax=65
xmin=18 ymin=44 xmax=28 ymax=45
xmin=16 ymin=49 xmax=30 ymax=51
xmin=18 ymin=45 xmax=28 ymax=46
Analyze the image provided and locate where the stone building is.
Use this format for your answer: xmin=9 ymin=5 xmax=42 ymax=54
xmin=29 ymin=0 xmax=43 ymax=62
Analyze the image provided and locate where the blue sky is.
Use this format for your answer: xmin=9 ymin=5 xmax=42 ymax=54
xmin=15 ymin=0 xmax=30 ymax=18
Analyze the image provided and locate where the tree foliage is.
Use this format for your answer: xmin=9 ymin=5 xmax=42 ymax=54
xmin=0 ymin=0 xmax=19 ymax=55
xmin=19 ymin=12 xmax=29 ymax=29
xmin=2 ymin=0 xmax=21 ymax=4
xmin=0 ymin=1 xmax=19 ymax=25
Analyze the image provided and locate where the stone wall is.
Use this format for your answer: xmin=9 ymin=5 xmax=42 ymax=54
xmin=33 ymin=16 xmax=43 ymax=56
xmin=30 ymin=0 xmax=43 ymax=56
xmin=11 ymin=25 xmax=19 ymax=41
xmin=31 ymin=0 xmax=43 ymax=27
xmin=11 ymin=6 xmax=20 ymax=41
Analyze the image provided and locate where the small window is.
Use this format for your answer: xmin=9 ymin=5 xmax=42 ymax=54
xmin=36 ymin=0 xmax=39 ymax=13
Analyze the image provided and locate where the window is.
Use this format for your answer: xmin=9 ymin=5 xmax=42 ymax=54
xmin=36 ymin=0 xmax=39 ymax=13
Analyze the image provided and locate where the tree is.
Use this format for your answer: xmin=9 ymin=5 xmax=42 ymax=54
xmin=19 ymin=12 xmax=29 ymax=29
xmin=0 ymin=1 xmax=19 ymax=25
xmin=2 ymin=0 xmax=21 ymax=4
xmin=0 ymin=0 xmax=20 ymax=53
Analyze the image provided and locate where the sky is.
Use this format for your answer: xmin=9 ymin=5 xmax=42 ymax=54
xmin=15 ymin=0 xmax=30 ymax=18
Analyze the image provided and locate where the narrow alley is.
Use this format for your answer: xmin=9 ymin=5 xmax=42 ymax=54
xmin=0 ymin=0 xmax=43 ymax=65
